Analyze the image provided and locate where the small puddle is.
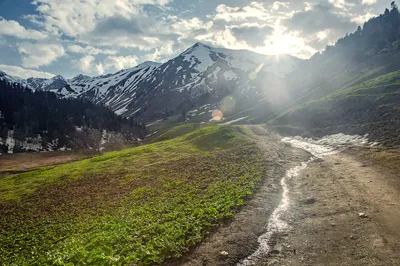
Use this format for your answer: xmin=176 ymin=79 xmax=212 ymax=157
xmin=238 ymin=133 xmax=373 ymax=265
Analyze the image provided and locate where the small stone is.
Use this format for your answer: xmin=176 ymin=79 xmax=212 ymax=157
xmin=303 ymin=197 xmax=316 ymax=205
xmin=220 ymin=251 xmax=229 ymax=256
xmin=358 ymin=212 xmax=368 ymax=218
xmin=270 ymin=250 xmax=280 ymax=255
xmin=331 ymin=223 xmax=336 ymax=227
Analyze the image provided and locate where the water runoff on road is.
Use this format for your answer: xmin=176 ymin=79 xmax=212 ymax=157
xmin=237 ymin=133 xmax=376 ymax=266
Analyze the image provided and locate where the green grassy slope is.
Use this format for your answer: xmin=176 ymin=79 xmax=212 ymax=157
xmin=322 ymin=69 xmax=400 ymax=99
xmin=152 ymin=123 xmax=202 ymax=142
xmin=291 ymin=51 xmax=400 ymax=104
xmin=0 ymin=126 xmax=267 ymax=265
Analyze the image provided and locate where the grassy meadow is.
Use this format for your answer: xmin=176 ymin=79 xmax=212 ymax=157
xmin=0 ymin=126 xmax=267 ymax=265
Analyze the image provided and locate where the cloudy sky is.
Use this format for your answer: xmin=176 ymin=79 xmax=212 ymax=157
xmin=0 ymin=0 xmax=389 ymax=79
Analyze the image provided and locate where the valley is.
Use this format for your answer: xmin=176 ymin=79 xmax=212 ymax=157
xmin=1 ymin=3 xmax=400 ymax=265
xmin=0 ymin=124 xmax=399 ymax=265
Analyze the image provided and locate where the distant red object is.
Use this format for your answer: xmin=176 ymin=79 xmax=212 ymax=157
xmin=211 ymin=109 xmax=224 ymax=121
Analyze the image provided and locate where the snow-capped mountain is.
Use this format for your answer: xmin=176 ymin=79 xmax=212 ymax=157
xmin=0 ymin=70 xmax=29 ymax=86
xmin=0 ymin=43 xmax=301 ymax=121
xmin=70 ymin=61 xmax=161 ymax=115
xmin=114 ymin=42 xmax=300 ymax=120
xmin=26 ymin=75 xmax=78 ymax=96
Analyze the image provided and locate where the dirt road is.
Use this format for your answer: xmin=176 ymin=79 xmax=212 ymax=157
xmin=163 ymin=125 xmax=400 ymax=266
xmin=272 ymin=146 xmax=400 ymax=266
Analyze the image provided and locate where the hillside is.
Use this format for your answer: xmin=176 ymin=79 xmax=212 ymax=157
xmin=271 ymin=69 xmax=400 ymax=146
xmin=0 ymin=126 xmax=268 ymax=265
xmin=0 ymin=80 xmax=145 ymax=153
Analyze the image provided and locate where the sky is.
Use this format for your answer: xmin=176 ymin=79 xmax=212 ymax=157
xmin=0 ymin=0 xmax=390 ymax=79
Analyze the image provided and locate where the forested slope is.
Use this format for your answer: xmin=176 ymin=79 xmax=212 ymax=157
xmin=0 ymin=80 xmax=146 ymax=153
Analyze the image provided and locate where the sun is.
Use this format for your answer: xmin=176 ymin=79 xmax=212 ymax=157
xmin=258 ymin=23 xmax=307 ymax=57
xmin=268 ymin=34 xmax=298 ymax=55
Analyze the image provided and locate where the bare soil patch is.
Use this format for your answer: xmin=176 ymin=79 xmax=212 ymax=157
xmin=0 ymin=151 xmax=93 ymax=175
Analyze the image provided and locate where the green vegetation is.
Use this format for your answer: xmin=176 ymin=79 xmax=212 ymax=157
xmin=0 ymin=126 xmax=267 ymax=265
xmin=323 ymin=70 xmax=400 ymax=100
xmin=271 ymin=69 xmax=400 ymax=122
xmin=371 ymin=150 xmax=400 ymax=172
xmin=152 ymin=123 xmax=201 ymax=142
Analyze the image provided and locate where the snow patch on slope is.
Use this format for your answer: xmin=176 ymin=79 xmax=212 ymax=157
xmin=282 ymin=133 xmax=378 ymax=158
xmin=220 ymin=116 xmax=248 ymax=125
xmin=115 ymin=106 xmax=129 ymax=116
xmin=99 ymin=130 xmax=111 ymax=151
xmin=182 ymin=43 xmax=214 ymax=72
xmin=223 ymin=70 xmax=238 ymax=80
xmin=6 ymin=130 xmax=15 ymax=154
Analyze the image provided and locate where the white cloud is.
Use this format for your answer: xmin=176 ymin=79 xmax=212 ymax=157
xmin=329 ymin=0 xmax=353 ymax=10
xmin=283 ymin=1 xmax=357 ymax=48
xmin=214 ymin=3 xmax=271 ymax=22
xmin=20 ymin=0 xmax=333 ymax=63
xmin=95 ymin=63 xmax=105 ymax=75
xmin=30 ymin=0 xmax=171 ymax=37
xmin=272 ymin=1 xmax=289 ymax=10
xmin=26 ymin=0 xmax=179 ymax=53
xmin=103 ymin=55 xmax=139 ymax=70
xmin=0 ymin=64 xmax=55 ymax=79
xmin=75 ymin=55 xmax=104 ymax=75
xmin=17 ymin=41 xmax=65 ymax=68
xmin=361 ymin=0 xmax=377 ymax=5
xmin=0 ymin=18 xmax=47 ymax=40
xmin=77 ymin=56 xmax=95 ymax=73
xmin=351 ymin=12 xmax=377 ymax=24
xmin=67 ymin=44 xmax=116 ymax=55
xmin=75 ymin=54 xmax=140 ymax=75
xmin=83 ymin=15 xmax=164 ymax=50
xmin=316 ymin=30 xmax=330 ymax=40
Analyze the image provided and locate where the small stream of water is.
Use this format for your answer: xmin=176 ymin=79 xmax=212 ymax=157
xmin=237 ymin=159 xmax=311 ymax=266
xmin=237 ymin=133 xmax=374 ymax=265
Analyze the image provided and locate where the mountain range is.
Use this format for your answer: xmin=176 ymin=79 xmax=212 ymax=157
xmin=2 ymin=5 xmax=400 ymax=148
xmin=0 ymin=43 xmax=300 ymax=121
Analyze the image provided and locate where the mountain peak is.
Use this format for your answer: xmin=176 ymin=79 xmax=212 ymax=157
xmin=136 ymin=61 xmax=162 ymax=69
xmin=75 ymin=74 xmax=89 ymax=78
xmin=192 ymin=42 xmax=212 ymax=50
xmin=194 ymin=42 xmax=210 ymax=47
xmin=182 ymin=42 xmax=213 ymax=56
xmin=53 ymin=75 xmax=65 ymax=80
